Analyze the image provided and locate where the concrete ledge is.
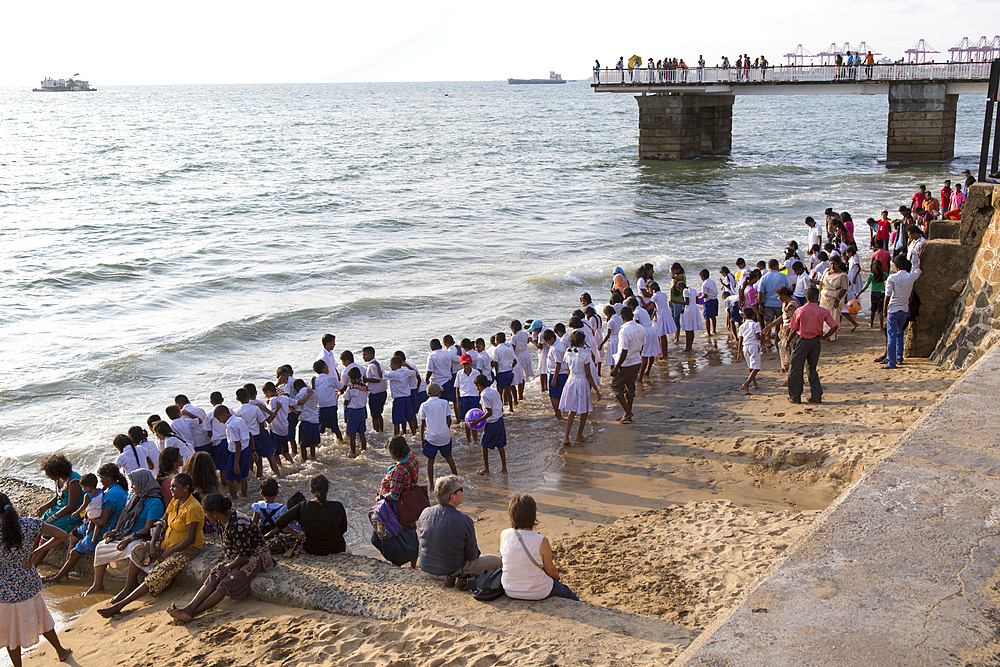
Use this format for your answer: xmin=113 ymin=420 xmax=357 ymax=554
xmin=679 ymin=342 xmax=1000 ymax=666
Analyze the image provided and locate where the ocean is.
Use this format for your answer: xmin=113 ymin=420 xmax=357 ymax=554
xmin=0 ymin=81 xmax=986 ymax=536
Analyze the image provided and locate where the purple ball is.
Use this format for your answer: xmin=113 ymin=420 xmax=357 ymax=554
xmin=465 ymin=408 xmax=486 ymax=430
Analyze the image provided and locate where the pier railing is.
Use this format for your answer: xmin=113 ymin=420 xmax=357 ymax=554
xmin=594 ymin=62 xmax=993 ymax=86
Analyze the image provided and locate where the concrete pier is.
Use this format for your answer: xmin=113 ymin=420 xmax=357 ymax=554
xmin=636 ymin=93 xmax=734 ymax=160
xmin=886 ymin=82 xmax=958 ymax=163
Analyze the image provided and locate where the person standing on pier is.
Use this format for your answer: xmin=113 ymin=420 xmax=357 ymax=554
xmin=864 ymin=51 xmax=875 ymax=79
xmin=698 ymin=55 xmax=705 ymax=82
xmin=594 ymin=60 xmax=600 ymax=83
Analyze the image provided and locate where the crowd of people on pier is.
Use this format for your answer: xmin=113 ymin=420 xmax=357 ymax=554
xmin=0 ymin=170 xmax=978 ymax=664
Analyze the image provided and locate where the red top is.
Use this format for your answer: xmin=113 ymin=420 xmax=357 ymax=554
xmin=872 ymin=249 xmax=891 ymax=273
xmin=876 ymin=218 xmax=891 ymax=241
xmin=911 ymin=191 xmax=927 ymax=210
xmin=788 ymin=302 xmax=837 ymax=339
xmin=941 ymin=187 xmax=952 ymax=210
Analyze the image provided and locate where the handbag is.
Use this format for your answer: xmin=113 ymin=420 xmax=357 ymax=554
xmin=396 ymin=484 xmax=430 ymax=526
xmin=472 ymin=567 xmax=505 ymax=602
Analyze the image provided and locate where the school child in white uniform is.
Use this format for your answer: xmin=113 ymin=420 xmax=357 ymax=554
xmin=244 ymin=383 xmax=279 ymax=466
xmin=473 ymin=374 xmax=507 ymax=475
xmin=736 ymin=307 xmax=763 ymax=395
xmin=527 ymin=323 xmax=549 ymax=392
xmin=474 ymin=338 xmax=493 ymax=383
xmin=455 ymin=354 xmax=482 ymax=445
xmin=341 ymin=367 xmax=369 ymax=457
xmin=649 ymin=282 xmax=676 ymax=360
xmin=492 ymin=332 xmax=517 ymax=412
xmin=206 ymin=391 xmax=230 ymax=472
xmin=175 ymin=394 xmax=213 ymax=456
xmin=393 ymin=350 xmax=425 ymax=415
xmin=417 ymin=383 xmax=458 ymax=488
xmin=628 ymin=298 xmax=656 ymax=382
xmin=425 ymin=339 xmax=454 ymax=403
xmin=382 ymin=355 xmax=418 ymax=436
xmin=362 ymin=346 xmax=388 ymax=433
xmin=292 ymin=378 xmax=319 ymax=462
xmin=601 ymin=305 xmax=622 ymax=367
xmin=559 ymin=331 xmax=602 ymax=446
xmin=699 ymin=270 xmax=720 ymax=337
xmin=542 ymin=330 xmax=569 ymax=420
xmin=679 ymin=282 xmax=703 ymax=352
xmin=262 ymin=382 xmax=295 ymax=468
xmin=312 ymin=360 xmax=344 ymax=445
xmin=509 ymin=320 xmax=533 ymax=401
xmin=215 ymin=405 xmax=252 ymax=499
xmin=235 ymin=387 xmax=269 ymax=477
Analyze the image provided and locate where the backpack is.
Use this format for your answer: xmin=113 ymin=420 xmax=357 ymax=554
xmin=471 ymin=567 xmax=505 ymax=602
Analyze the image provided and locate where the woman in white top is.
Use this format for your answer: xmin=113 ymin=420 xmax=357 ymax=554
xmin=509 ymin=320 xmax=534 ymax=398
xmin=499 ymin=494 xmax=579 ymax=601
xmin=601 ymin=305 xmax=622 ymax=367
xmin=558 ymin=331 xmax=601 ymax=446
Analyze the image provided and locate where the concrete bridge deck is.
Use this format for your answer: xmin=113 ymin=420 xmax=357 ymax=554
xmin=593 ymin=61 xmax=996 ymax=163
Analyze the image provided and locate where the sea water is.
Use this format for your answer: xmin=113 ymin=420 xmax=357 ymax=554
xmin=0 ymin=81 xmax=986 ymax=530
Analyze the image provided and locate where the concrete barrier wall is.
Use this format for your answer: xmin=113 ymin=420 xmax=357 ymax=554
xmin=933 ymin=184 xmax=1000 ymax=368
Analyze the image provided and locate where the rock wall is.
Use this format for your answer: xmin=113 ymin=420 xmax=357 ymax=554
xmin=933 ymin=184 xmax=1000 ymax=368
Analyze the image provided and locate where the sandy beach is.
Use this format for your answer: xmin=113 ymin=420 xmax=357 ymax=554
xmin=19 ymin=325 xmax=959 ymax=666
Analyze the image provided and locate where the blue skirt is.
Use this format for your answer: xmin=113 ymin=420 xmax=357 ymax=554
xmin=371 ymin=522 xmax=419 ymax=567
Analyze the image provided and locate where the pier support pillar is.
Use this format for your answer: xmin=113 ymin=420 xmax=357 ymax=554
xmin=886 ymin=82 xmax=957 ymax=163
xmin=636 ymin=93 xmax=734 ymax=160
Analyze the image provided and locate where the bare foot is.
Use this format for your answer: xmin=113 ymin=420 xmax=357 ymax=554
xmin=167 ymin=605 xmax=193 ymax=623
xmin=41 ymin=574 xmax=62 ymax=584
xmin=57 ymin=647 xmax=72 ymax=662
xmin=575 ymin=437 xmax=587 ymax=444
xmin=97 ymin=606 xmax=119 ymax=619
xmin=752 ymin=381 xmax=759 ymax=389
xmin=851 ymin=323 xmax=859 ymax=332
xmin=500 ymin=468 xmax=508 ymax=474
xmin=84 ymin=585 xmax=104 ymax=596
xmin=476 ymin=468 xmax=489 ymax=476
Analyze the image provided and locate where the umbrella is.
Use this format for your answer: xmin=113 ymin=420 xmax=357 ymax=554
xmin=628 ymin=55 xmax=642 ymax=67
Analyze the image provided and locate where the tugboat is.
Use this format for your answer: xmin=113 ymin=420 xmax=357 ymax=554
xmin=33 ymin=75 xmax=96 ymax=92
xmin=507 ymin=71 xmax=566 ymax=85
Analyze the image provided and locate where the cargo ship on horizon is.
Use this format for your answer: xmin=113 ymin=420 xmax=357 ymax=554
xmin=33 ymin=75 xmax=96 ymax=92
xmin=508 ymin=71 xmax=566 ymax=85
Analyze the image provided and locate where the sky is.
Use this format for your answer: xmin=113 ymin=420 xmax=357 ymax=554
xmin=2 ymin=0 xmax=997 ymax=85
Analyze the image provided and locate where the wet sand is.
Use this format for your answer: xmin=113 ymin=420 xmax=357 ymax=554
xmin=19 ymin=325 xmax=959 ymax=665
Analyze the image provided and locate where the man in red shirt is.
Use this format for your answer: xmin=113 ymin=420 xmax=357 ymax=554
xmin=911 ymin=185 xmax=927 ymax=211
xmin=786 ymin=287 xmax=838 ymax=404
xmin=940 ymin=180 xmax=952 ymax=212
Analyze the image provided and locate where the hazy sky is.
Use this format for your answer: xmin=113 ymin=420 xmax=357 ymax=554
xmin=3 ymin=0 xmax=996 ymax=85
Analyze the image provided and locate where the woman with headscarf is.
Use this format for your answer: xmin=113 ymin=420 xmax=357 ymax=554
xmin=98 ymin=473 xmax=204 ymax=618
xmin=85 ymin=468 xmax=165 ymax=595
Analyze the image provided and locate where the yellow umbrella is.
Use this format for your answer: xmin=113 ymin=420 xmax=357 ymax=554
xmin=628 ymin=55 xmax=642 ymax=67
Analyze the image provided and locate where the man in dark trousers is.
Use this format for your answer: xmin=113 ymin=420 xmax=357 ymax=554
xmin=786 ymin=287 xmax=838 ymax=404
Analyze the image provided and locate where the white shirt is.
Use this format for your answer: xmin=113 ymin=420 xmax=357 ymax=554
xmin=207 ymin=406 xmax=228 ymax=444
xmin=701 ymin=278 xmax=719 ymax=301
xmin=267 ymin=395 xmax=294 ymax=436
xmin=738 ymin=320 xmax=762 ymax=349
xmin=493 ymin=342 xmax=515 ymax=373
xmin=157 ymin=435 xmax=194 ymax=464
xmin=169 ymin=417 xmax=200 ymax=449
xmin=224 ymin=415 xmax=250 ymax=453
xmin=426 ymin=349 xmax=454 ymax=384
xmin=606 ymin=314 xmax=622 ymax=341
xmin=794 ymin=272 xmax=812 ymax=298
xmin=445 ymin=345 xmax=463 ymax=375
xmin=383 ymin=367 xmax=416 ymax=399
xmin=177 ymin=404 xmax=212 ymax=447
xmin=295 ymin=386 xmax=319 ymax=423
xmin=339 ymin=363 xmax=364 ymax=389
xmin=417 ymin=396 xmax=451 ymax=446
xmin=475 ymin=350 xmax=493 ymax=380
xmin=547 ymin=339 xmax=569 ymax=374
xmin=720 ymin=273 xmax=737 ymax=293
xmin=500 ymin=529 xmax=553 ymax=600
xmin=636 ymin=276 xmax=649 ymax=305
xmin=342 ymin=384 xmax=369 ymax=409
xmin=235 ymin=402 xmax=267 ymax=436
xmin=455 ymin=369 xmax=481 ymax=398
xmin=885 ymin=268 xmax=922 ymax=313
xmin=313 ymin=373 xmax=341 ymax=408
xmin=364 ymin=359 xmax=388 ymax=394
xmin=479 ymin=386 xmax=503 ymax=423
xmin=908 ymin=238 xmax=924 ymax=272
xmin=808 ymin=226 xmax=821 ymax=249
xmin=116 ymin=447 xmax=150 ymax=474
xmin=319 ymin=348 xmax=340 ymax=380
xmin=633 ymin=306 xmax=652 ymax=327
xmin=617 ymin=320 xmax=645 ymax=367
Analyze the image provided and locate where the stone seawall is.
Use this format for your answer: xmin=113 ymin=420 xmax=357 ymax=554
xmin=932 ymin=184 xmax=1000 ymax=368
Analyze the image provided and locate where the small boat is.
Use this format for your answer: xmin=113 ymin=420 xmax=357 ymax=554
xmin=33 ymin=75 xmax=96 ymax=92
xmin=508 ymin=71 xmax=566 ymax=85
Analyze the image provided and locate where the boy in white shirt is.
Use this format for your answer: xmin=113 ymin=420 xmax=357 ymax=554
xmin=542 ymin=330 xmax=569 ymax=420
xmin=736 ymin=308 xmax=763 ymax=396
xmin=392 ymin=350 xmax=424 ymax=417
xmin=214 ymin=405 xmax=252 ymax=499
xmin=425 ymin=339 xmax=454 ymax=404
xmin=472 ymin=375 xmax=507 ymax=476
xmin=206 ymin=391 xmax=229 ymax=472
xmin=362 ymin=346 xmax=389 ymax=433
xmin=262 ymin=382 xmax=296 ymax=468
xmin=276 ymin=365 xmax=300 ymax=457
xmin=174 ymin=394 xmax=212 ymax=455
xmin=164 ymin=404 xmax=200 ymax=455
xmin=341 ymin=366 xmax=369 ymax=457
xmin=382 ymin=355 xmax=418 ymax=436
xmin=293 ymin=378 xmax=319 ymax=462
xmin=244 ymin=383 xmax=283 ymax=475
xmin=699 ymin=269 xmax=720 ymax=337
xmin=235 ymin=387 xmax=270 ymax=479
xmin=474 ymin=339 xmax=493 ymax=382
xmin=311 ymin=360 xmax=344 ymax=444
xmin=319 ymin=333 xmax=339 ymax=382
xmin=417 ymin=383 xmax=458 ymax=488
xmin=455 ymin=354 xmax=482 ymax=445
xmin=491 ymin=332 xmax=517 ymax=412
